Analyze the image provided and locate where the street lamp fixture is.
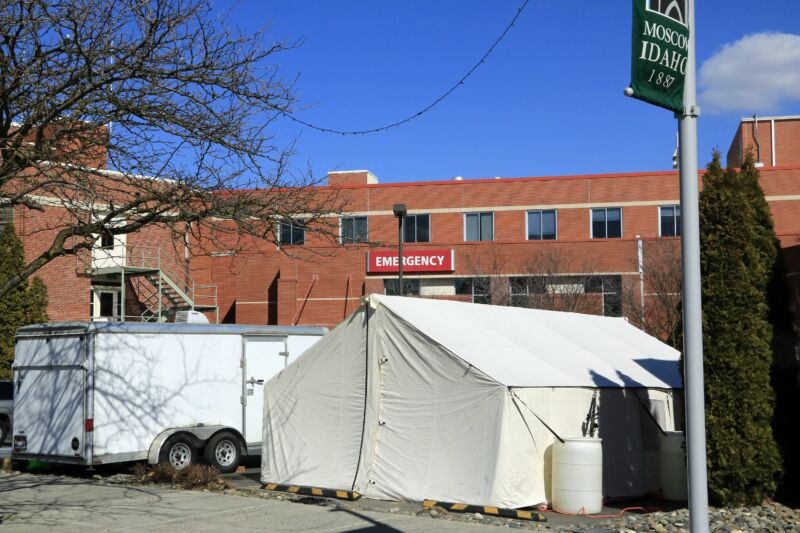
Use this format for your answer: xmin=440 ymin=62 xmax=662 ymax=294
xmin=392 ymin=203 xmax=407 ymax=296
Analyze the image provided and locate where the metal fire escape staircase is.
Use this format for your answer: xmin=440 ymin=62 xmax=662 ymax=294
xmin=85 ymin=244 xmax=218 ymax=323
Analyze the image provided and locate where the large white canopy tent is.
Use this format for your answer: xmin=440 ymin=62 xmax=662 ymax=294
xmin=261 ymin=295 xmax=683 ymax=508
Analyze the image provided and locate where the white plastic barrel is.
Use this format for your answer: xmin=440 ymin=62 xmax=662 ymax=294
xmin=660 ymin=431 xmax=688 ymax=500
xmin=551 ymin=437 xmax=603 ymax=514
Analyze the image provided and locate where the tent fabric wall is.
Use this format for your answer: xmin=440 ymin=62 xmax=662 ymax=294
xmin=261 ymin=310 xmax=367 ymax=489
xmin=507 ymin=387 xmax=679 ymax=503
xmin=261 ymin=295 xmax=682 ymax=508
xmin=359 ymin=303 xmax=509 ymax=504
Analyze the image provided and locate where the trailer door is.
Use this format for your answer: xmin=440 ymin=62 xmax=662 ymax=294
xmin=242 ymin=336 xmax=287 ymax=444
xmin=13 ymin=334 xmax=89 ymax=460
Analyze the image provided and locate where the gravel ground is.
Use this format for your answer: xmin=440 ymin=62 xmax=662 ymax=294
xmin=6 ymin=464 xmax=800 ymax=532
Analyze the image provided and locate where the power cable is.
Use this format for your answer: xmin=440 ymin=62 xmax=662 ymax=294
xmin=281 ymin=0 xmax=530 ymax=136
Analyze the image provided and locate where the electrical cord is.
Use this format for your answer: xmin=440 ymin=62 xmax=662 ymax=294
xmin=281 ymin=0 xmax=530 ymax=135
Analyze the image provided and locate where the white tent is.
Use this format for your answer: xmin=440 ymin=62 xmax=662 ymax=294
xmin=261 ymin=294 xmax=683 ymax=508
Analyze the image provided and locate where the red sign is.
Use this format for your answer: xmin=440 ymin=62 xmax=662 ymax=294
xmin=367 ymin=249 xmax=455 ymax=273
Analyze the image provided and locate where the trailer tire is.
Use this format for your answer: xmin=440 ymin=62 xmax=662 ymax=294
xmin=0 ymin=416 xmax=9 ymax=444
xmin=160 ymin=435 xmax=196 ymax=471
xmin=203 ymin=431 xmax=241 ymax=473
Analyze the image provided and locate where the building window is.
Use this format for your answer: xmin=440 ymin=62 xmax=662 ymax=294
xmin=591 ymin=208 xmax=622 ymax=239
xmin=464 ymin=212 xmax=493 ymax=242
xmin=279 ymin=220 xmax=305 ymax=245
xmin=455 ymin=277 xmax=489 ymax=304
xmin=384 ymin=279 xmax=421 ymax=296
xmin=100 ymin=229 xmax=115 ymax=249
xmin=659 ymin=205 xmax=681 ymax=237
xmin=586 ymin=275 xmax=622 ymax=316
xmin=403 ymin=214 xmax=430 ymax=243
xmin=91 ymin=289 xmax=122 ymax=321
xmin=341 ymin=216 xmax=368 ymax=243
xmin=0 ymin=205 xmax=13 ymax=234
xmin=510 ymin=276 xmax=586 ymax=308
xmin=510 ymin=277 xmax=532 ymax=307
xmin=527 ymin=210 xmax=557 ymax=240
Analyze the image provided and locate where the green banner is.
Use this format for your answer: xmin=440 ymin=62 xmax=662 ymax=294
xmin=630 ymin=0 xmax=689 ymax=113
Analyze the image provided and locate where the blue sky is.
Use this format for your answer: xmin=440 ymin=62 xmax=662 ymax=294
xmin=221 ymin=1 xmax=800 ymax=184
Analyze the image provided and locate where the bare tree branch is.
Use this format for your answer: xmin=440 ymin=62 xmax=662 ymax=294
xmin=0 ymin=0 xmax=346 ymax=298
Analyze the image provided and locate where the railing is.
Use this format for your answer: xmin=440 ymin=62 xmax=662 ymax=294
xmin=82 ymin=242 xmax=218 ymax=321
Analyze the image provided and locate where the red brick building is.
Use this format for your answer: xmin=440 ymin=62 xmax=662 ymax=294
xmin=190 ymin=116 xmax=800 ymax=334
xmin=5 ymin=116 xmax=800 ymax=333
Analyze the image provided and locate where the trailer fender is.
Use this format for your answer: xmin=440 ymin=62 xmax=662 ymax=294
xmin=148 ymin=426 xmax=230 ymax=465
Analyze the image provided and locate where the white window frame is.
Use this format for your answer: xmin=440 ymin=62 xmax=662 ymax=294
xmin=590 ymin=207 xmax=623 ymax=239
xmin=525 ymin=209 xmax=558 ymax=240
xmin=658 ymin=205 xmax=681 ymax=237
xmin=463 ymin=212 xmax=494 ymax=242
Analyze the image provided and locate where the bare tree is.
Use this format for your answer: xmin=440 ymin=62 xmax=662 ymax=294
xmin=516 ymin=246 xmax=602 ymax=314
xmin=0 ymin=0 xmax=345 ymax=298
xmin=623 ymin=238 xmax=682 ymax=344
xmin=462 ymin=243 xmax=510 ymax=305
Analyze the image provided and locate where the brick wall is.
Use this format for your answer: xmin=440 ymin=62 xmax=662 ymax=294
xmin=729 ymin=117 xmax=800 ymax=168
xmin=10 ymin=118 xmax=800 ymax=329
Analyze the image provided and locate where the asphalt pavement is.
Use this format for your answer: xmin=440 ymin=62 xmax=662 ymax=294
xmin=0 ymin=472 xmax=509 ymax=532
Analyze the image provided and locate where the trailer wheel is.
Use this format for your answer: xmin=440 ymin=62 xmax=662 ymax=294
xmin=160 ymin=435 xmax=195 ymax=471
xmin=0 ymin=416 xmax=9 ymax=444
xmin=203 ymin=431 xmax=241 ymax=473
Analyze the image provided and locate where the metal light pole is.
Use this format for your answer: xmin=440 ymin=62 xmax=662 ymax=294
xmin=393 ymin=204 xmax=407 ymax=296
xmin=677 ymin=1 xmax=710 ymax=530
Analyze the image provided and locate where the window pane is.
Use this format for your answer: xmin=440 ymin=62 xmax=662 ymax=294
xmin=292 ymin=223 xmax=305 ymax=245
xmin=100 ymin=293 xmax=114 ymax=316
xmin=675 ymin=206 xmax=681 ymax=236
xmin=660 ymin=207 xmax=675 ymax=237
xmin=454 ymin=278 xmax=473 ymax=295
xmin=403 ymin=216 xmax=416 ymax=243
xmin=279 ymin=222 xmax=289 ymax=243
xmin=606 ymin=208 xmax=622 ymax=238
xmin=510 ymin=277 xmax=528 ymax=294
xmin=480 ymin=213 xmax=493 ymax=241
xmin=473 ymin=278 xmax=489 ymax=296
xmin=341 ymin=218 xmax=353 ymax=242
xmin=355 ymin=217 xmax=368 ymax=242
xmin=585 ymin=276 xmax=603 ymax=293
xmin=603 ymin=293 xmax=622 ymax=316
xmin=101 ymin=230 xmax=114 ymax=249
xmin=465 ymin=214 xmax=479 ymax=241
xmin=592 ymin=215 xmax=606 ymax=238
xmin=384 ymin=279 xmax=419 ymax=295
xmin=527 ymin=212 xmax=541 ymax=240
xmin=404 ymin=280 xmax=420 ymax=295
xmin=417 ymin=215 xmax=430 ymax=242
xmin=541 ymin=211 xmax=556 ymax=240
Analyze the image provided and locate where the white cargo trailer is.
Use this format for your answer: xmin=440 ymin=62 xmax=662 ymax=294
xmin=12 ymin=322 xmax=326 ymax=472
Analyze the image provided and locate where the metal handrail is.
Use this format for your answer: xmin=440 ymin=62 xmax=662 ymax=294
xmin=83 ymin=242 xmax=218 ymax=321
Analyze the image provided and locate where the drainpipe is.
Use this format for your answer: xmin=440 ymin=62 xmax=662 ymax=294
xmin=753 ymin=115 xmax=764 ymax=167
xmin=771 ymin=119 xmax=776 ymax=166
xmin=637 ymin=236 xmax=645 ymax=327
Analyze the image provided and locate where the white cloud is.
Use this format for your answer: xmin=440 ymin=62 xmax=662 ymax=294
xmin=698 ymin=32 xmax=800 ymax=113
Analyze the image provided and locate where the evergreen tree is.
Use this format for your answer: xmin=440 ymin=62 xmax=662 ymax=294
xmin=697 ymin=151 xmax=782 ymax=505
xmin=739 ymin=154 xmax=800 ymax=501
xmin=0 ymin=223 xmax=48 ymax=379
